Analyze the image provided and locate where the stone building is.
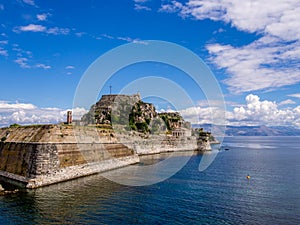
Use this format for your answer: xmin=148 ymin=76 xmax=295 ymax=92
xmin=172 ymin=127 xmax=192 ymax=137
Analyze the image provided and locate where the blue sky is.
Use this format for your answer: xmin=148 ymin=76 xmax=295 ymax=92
xmin=0 ymin=0 xmax=300 ymax=128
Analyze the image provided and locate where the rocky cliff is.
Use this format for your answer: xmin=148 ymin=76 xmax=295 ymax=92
xmin=81 ymin=94 xmax=191 ymax=135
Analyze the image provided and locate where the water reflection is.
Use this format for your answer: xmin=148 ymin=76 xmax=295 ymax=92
xmin=1 ymin=173 xmax=126 ymax=224
xmin=102 ymin=151 xmax=199 ymax=186
xmin=0 ymin=151 xmax=202 ymax=224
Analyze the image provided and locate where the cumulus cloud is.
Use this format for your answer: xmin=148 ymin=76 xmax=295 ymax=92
xmin=160 ymin=0 xmax=300 ymax=93
xmin=0 ymin=101 xmax=36 ymax=111
xmin=69 ymin=107 xmax=89 ymax=120
xmin=0 ymin=100 xmax=88 ymax=127
xmin=14 ymin=24 xmax=70 ymax=35
xmin=17 ymin=24 xmax=46 ymax=32
xmin=228 ymin=94 xmax=300 ymax=127
xmin=180 ymin=106 xmax=220 ymax=124
xmin=174 ymin=94 xmax=300 ymax=128
xmin=36 ymin=13 xmax=51 ymax=21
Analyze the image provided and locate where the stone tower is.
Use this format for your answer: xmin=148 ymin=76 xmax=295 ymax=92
xmin=67 ymin=111 xmax=72 ymax=124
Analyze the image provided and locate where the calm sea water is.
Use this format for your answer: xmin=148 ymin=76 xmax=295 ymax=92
xmin=0 ymin=137 xmax=299 ymax=224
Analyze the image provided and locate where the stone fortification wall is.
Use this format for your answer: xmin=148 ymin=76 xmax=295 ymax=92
xmin=0 ymin=142 xmax=59 ymax=178
xmin=0 ymin=123 xmax=210 ymax=188
xmin=116 ymin=133 xmax=199 ymax=155
xmin=0 ymin=125 xmax=138 ymax=188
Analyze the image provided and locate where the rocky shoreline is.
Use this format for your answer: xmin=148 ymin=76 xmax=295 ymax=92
xmin=0 ymin=184 xmax=19 ymax=195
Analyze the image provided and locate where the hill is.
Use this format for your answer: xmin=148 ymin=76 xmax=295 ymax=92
xmin=193 ymin=124 xmax=300 ymax=136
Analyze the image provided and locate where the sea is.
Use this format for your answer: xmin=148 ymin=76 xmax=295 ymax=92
xmin=0 ymin=136 xmax=299 ymax=225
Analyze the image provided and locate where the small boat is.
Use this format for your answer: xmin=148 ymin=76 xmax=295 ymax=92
xmin=219 ymin=146 xmax=230 ymax=151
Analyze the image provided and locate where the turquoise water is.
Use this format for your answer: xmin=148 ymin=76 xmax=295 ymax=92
xmin=0 ymin=137 xmax=299 ymax=224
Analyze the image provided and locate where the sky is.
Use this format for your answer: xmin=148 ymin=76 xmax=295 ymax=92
xmin=0 ymin=0 xmax=300 ymax=128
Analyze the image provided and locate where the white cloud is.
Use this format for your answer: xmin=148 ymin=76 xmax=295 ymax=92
xmin=0 ymin=100 xmax=88 ymax=127
xmin=14 ymin=24 xmax=70 ymax=35
xmin=102 ymin=34 xmax=114 ymax=39
xmin=159 ymin=1 xmax=184 ymax=13
xmin=46 ymin=27 xmax=70 ymax=35
xmin=75 ymin=32 xmax=85 ymax=37
xmin=229 ymin=94 xmax=300 ymax=127
xmin=164 ymin=0 xmax=300 ymax=38
xmin=134 ymin=0 xmax=149 ymax=2
xmin=180 ymin=106 xmax=214 ymax=124
xmin=14 ymin=57 xmax=30 ymax=68
xmin=14 ymin=57 xmax=51 ymax=69
xmin=288 ymin=93 xmax=300 ymax=98
xmin=17 ymin=24 xmax=46 ymax=32
xmin=66 ymin=107 xmax=89 ymax=120
xmin=12 ymin=45 xmax=33 ymax=64
xmin=37 ymin=13 xmax=51 ymax=21
xmin=22 ymin=0 xmax=36 ymax=6
xmin=35 ymin=63 xmax=51 ymax=69
xmin=279 ymin=99 xmax=296 ymax=106
xmin=134 ymin=4 xmax=151 ymax=11
xmin=116 ymin=36 xmax=147 ymax=44
xmin=0 ymin=48 xmax=8 ymax=57
xmin=173 ymin=94 xmax=300 ymax=128
xmin=160 ymin=0 xmax=300 ymax=93
xmin=134 ymin=0 xmax=151 ymax=11
xmin=65 ymin=65 xmax=75 ymax=69
xmin=0 ymin=101 xmax=36 ymax=110
xmin=206 ymin=39 xmax=300 ymax=93
xmin=0 ymin=40 xmax=8 ymax=45
xmin=101 ymin=33 xmax=146 ymax=44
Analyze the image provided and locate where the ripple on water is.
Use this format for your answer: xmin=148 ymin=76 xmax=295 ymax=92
xmin=0 ymin=137 xmax=299 ymax=224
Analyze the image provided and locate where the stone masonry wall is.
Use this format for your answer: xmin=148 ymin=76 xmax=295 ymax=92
xmin=0 ymin=142 xmax=59 ymax=178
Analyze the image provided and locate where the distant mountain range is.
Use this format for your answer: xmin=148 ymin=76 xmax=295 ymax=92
xmin=193 ymin=124 xmax=300 ymax=136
